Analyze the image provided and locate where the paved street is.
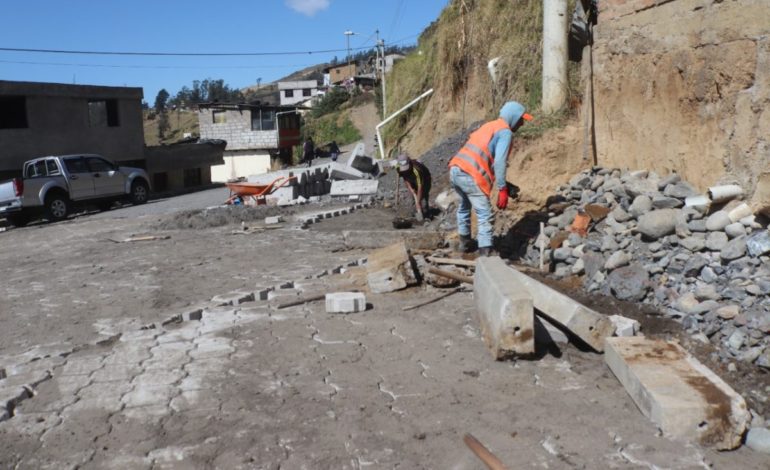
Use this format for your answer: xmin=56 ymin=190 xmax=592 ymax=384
xmin=1 ymin=195 xmax=768 ymax=468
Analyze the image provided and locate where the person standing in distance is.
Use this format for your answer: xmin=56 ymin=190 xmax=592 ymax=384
xmin=448 ymin=101 xmax=533 ymax=256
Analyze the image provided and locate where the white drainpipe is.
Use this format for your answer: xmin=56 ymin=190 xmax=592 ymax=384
xmin=375 ymin=88 xmax=434 ymax=160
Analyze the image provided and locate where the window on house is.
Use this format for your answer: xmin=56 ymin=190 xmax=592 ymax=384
xmin=302 ymin=88 xmax=311 ymax=97
xmin=88 ymin=99 xmax=119 ymax=127
xmin=0 ymin=96 xmax=29 ymax=129
xmin=212 ymin=110 xmax=227 ymax=124
xmin=261 ymin=110 xmax=275 ymax=131
xmin=284 ymin=89 xmax=294 ymax=98
xmin=251 ymin=109 xmax=276 ymax=131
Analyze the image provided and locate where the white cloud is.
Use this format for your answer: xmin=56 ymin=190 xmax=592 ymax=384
xmin=285 ymin=0 xmax=330 ymax=17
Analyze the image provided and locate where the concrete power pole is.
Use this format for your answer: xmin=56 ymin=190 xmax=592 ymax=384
xmin=379 ymin=38 xmax=387 ymax=116
xmin=542 ymin=0 xmax=568 ymax=114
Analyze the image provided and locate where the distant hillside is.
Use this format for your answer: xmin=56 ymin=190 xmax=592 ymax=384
xmin=143 ymin=109 xmax=199 ymax=146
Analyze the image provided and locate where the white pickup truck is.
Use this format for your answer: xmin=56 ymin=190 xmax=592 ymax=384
xmin=0 ymin=154 xmax=150 ymax=227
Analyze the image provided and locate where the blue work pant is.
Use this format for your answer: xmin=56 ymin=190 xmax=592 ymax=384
xmin=450 ymin=166 xmax=494 ymax=248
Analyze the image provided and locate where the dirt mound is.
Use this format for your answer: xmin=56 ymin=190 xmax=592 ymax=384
xmin=154 ymin=205 xmax=297 ymax=230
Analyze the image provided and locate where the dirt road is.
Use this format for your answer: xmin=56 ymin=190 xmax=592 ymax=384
xmin=1 ymin=196 xmax=767 ymax=468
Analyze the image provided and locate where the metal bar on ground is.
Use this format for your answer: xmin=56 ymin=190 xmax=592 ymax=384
xmin=402 ymin=287 xmax=465 ymax=311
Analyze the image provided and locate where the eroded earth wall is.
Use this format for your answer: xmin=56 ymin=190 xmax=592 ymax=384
xmin=591 ymin=0 xmax=770 ymax=211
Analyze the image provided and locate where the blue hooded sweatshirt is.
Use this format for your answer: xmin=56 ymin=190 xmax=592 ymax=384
xmin=489 ymin=101 xmax=526 ymax=189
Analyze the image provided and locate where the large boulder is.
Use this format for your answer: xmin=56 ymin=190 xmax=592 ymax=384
xmin=607 ymin=263 xmax=650 ymax=301
xmin=636 ymin=209 xmax=684 ymax=240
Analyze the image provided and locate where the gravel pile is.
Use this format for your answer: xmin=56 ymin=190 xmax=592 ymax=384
xmin=520 ymin=167 xmax=770 ymax=367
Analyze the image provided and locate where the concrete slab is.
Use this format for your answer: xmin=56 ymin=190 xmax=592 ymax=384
xmin=329 ymin=162 xmax=367 ymax=180
xmin=604 ymin=337 xmax=749 ymax=450
xmin=330 ymin=180 xmax=379 ymax=197
xmin=609 ymin=314 xmax=641 ymax=337
xmin=365 ymin=242 xmax=418 ymax=294
xmin=508 ymin=267 xmax=614 ymax=352
xmin=325 ymin=292 xmax=366 ymax=313
xmin=473 ymin=257 xmax=535 ymax=359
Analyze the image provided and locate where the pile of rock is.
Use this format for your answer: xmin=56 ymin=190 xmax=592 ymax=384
xmin=521 ymin=168 xmax=770 ymax=367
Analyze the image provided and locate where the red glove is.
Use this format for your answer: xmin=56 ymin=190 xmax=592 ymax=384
xmin=496 ymin=185 xmax=509 ymax=209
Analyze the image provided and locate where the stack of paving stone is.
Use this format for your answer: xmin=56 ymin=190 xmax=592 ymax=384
xmin=246 ymin=145 xmax=382 ymax=205
xmin=521 ymin=167 xmax=770 ymax=368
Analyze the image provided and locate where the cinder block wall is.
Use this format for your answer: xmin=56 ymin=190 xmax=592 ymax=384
xmin=198 ymin=109 xmax=278 ymax=150
xmin=589 ymin=0 xmax=770 ymax=211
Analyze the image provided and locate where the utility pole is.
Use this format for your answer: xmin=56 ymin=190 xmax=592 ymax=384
xmin=542 ymin=0 xmax=568 ymax=113
xmin=379 ymin=38 xmax=387 ymax=116
xmin=344 ymin=30 xmax=356 ymax=64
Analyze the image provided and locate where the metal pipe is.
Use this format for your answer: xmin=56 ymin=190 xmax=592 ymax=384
xmin=375 ymin=88 xmax=434 ymax=159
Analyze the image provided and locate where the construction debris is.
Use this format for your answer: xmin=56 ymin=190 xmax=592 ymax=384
xmin=325 ymin=292 xmax=366 ymax=313
xmin=463 ymin=433 xmax=508 ymax=470
xmin=473 ymin=257 xmax=535 ymax=359
xmin=107 ymin=235 xmax=170 ymax=243
xmin=522 ymin=167 xmax=770 ymax=368
xmin=427 ymin=267 xmax=473 ymax=285
xmin=365 ymin=241 xmax=419 ymax=294
xmin=604 ymin=336 xmax=750 ymax=450
xmin=506 ymin=265 xmax=614 ymax=352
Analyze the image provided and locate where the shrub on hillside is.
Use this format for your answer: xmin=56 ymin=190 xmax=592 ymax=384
xmin=311 ymin=88 xmax=350 ymax=118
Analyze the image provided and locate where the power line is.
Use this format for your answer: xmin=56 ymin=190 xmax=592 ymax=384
xmin=0 ymin=44 xmax=377 ymax=57
xmin=0 ymin=59 xmax=319 ymax=70
xmin=0 ymin=34 xmax=422 ymax=59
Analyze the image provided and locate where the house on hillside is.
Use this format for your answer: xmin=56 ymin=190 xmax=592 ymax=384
xmin=0 ymin=80 xmax=224 ymax=189
xmin=278 ymin=80 xmax=319 ymax=106
xmin=323 ymin=63 xmax=357 ymax=86
xmin=197 ymin=102 xmax=302 ymax=182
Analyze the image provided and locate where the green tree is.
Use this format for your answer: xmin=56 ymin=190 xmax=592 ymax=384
xmin=157 ymin=112 xmax=170 ymax=140
xmin=154 ymin=89 xmax=170 ymax=112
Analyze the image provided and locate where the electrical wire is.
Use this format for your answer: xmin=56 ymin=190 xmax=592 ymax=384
xmin=0 ymin=44 xmax=377 ymax=57
xmin=0 ymin=59 xmax=318 ymax=70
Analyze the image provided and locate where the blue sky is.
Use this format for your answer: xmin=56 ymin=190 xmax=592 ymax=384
xmin=0 ymin=0 xmax=449 ymax=103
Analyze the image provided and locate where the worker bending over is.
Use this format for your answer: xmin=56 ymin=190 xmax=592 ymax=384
xmin=397 ymin=153 xmax=432 ymax=221
xmin=448 ymin=101 xmax=532 ymax=256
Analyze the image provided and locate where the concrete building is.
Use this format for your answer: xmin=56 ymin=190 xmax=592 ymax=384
xmin=0 ymin=80 xmax=145 ymax=180
xmin=0 ymin=80 xmax=224 ymax=191
xmin=278 ymin=80 xmax=319 ymax=106
xmin=197 ymin=103 xmax=302 ymax=182
xmin=323 ymin=63 xmax=357 ymax=86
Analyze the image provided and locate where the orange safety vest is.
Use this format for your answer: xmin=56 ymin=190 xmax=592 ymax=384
xmin=448 ymin=118 xmax=510 ymax=197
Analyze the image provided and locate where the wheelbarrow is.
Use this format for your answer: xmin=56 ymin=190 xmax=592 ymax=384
xmin=224 ymin=175 xmax=296 ymax=205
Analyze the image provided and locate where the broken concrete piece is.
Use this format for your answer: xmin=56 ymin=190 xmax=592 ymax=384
xmin=609 ymin=314 xmax=641 ymax=337
xmin=507 ymin=267 xmax=614 ymax=352
xmin=473 ymin=257 xmax=535 ymax=359
xmin=264 ymin=216 xmax=283 ymax=225
xmin=325 ymin=292 xmax=366 ymax=313
xmin=604 ymin=337 xmax=749 ymax=450
xmin=330 ymin=180 xmax=379 ymax=197
xmin=329 ymin=162 xmax=366 ymax=180
xmin=365 ymin=242 xmax=418 ymax=294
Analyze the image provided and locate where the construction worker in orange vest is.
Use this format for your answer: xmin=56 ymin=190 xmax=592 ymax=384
xmin=448 ymin=101 xmax=533 ymax=256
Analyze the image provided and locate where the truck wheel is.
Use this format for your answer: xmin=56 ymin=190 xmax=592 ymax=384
xmin=130 ymin=180 xmax=149 ymax=205
xmin=44 ymin=193 xmax=70 ymax=222
xmin=7 ymin=213 xmax=30 ymax=227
